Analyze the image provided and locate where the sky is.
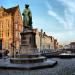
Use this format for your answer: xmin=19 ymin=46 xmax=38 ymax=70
xmin=0 ymin=0 xmax=75 ymax=45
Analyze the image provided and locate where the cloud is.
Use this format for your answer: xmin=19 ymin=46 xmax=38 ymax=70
xmin=45 ymin=1 xmax=68 ymax=30
xmin=48 ymin=10 xmax=67 ymax=29
xmin=45 ymin=1 xmax=52 ymax=10
xmin=45 ymin=0 xmax=75 ymax=44
xmin=46 ymin=0 xmax=75 ymax=31
xmin=45 ymin=1 xmax=68 ymax=29
xmin=57 ymin=0 xmax=75 ymax=30
xmin=64 ymin=10 xmax=74 ymax=30
xmin=49 ymin=29 xmax=74 ymax=45
xmin=58 ymin=0 xmax=75 ymax=13
xmin=47 ymin=30 xmax=75 ymax=45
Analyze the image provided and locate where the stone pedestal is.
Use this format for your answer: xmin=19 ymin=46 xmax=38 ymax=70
xmin=20 ymin=30 xmax=37 ymax=54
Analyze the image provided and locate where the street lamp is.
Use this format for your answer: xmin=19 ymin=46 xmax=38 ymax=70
xmin=40 ymin=29 xmax=43 ymax=52
xmin=43 ymin=32 xmax=46 ymax=50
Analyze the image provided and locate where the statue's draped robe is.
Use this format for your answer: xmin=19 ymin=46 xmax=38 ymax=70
xmin=22 ymin=8 xmax=32 ymax=29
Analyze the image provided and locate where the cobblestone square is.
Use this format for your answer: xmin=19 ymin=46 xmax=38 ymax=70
xmin=0 ymin=58 xmax=75 ymax=75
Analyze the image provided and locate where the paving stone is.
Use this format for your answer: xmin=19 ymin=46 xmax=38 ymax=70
xmin=0 ymin=58 xmax=75 ymax=75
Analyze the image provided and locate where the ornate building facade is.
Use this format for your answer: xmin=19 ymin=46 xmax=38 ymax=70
xmin=0 ymin=6 xmax=23 ymax=55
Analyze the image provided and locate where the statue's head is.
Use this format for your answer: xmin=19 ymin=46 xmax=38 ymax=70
xmin=25 ymin=4 xmax=29 ymax=8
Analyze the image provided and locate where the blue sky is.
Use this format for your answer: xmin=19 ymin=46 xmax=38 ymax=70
xmin=0 ymin=0 xmax=75 ymax=45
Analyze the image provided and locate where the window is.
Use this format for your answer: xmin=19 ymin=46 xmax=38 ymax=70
xmin=22 ymin=36 xmax=26 ymax=40
xmin=0 ymin=21 xmax=3 ymax=30
xmin=0 ymin=12 xmax=2 ymax=17
xmin=15 ymin=24 xmax=18 ymax=29
xmin=15 ymin=31 xmax=19 ymax=37
xmin=7 ymin=20 xmax=9 ymax=28
xmin=6 ymin=19 xmax=9 ymax=28
xmin=5 ymin=41 xmax=8 ymax=49
xmin=8 ymin=32 xmax=9 ymax=37
xmin=0 ymin=32 xmax=1 ymax=37
xmin=0 ymin=21 xmax=3 ymax=38
xmin=6 ymin=30 xmax=9 ymax=37
xmin=22 ymin=40 xmax=27 ymax=44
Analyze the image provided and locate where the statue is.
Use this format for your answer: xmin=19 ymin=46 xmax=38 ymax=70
xmin=22 ymin=4 xmax=32 ymax=30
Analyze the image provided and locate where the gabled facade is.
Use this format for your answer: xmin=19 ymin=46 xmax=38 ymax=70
xmin=0 ymin=6 xmax=23 ymax=55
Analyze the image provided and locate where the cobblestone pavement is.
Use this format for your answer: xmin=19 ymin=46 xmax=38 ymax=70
xmin=0 ymin=58 xmax=75 ymax=75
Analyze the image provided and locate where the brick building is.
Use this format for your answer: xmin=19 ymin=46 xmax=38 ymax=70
xmin=0 ymin=6 xmax=23 ymax=55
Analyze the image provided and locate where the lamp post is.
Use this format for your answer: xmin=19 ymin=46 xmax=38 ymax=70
xmin=43 ymin=32 xmax=46 ymax=50
xmin=12 ymin=17 xmax=15 ymax=58
xmin=40 ymin=29 xmax=43 ymax=52
xmin=12 ymin=18 xmax=16 ymax=57
xmin=12 ymin=19 xmax=17 ymax=58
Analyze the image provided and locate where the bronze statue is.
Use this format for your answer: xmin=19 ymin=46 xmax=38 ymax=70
xmin=22 ymin=4 xmax=32 ymax=30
